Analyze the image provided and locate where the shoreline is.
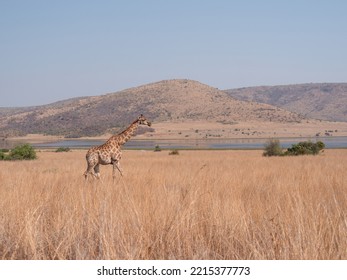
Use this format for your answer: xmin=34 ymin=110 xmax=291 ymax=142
xmin=2 ymin=120 xmax=347 ymax=150
xmin=4 ymin=135 xmax=346 ymax=151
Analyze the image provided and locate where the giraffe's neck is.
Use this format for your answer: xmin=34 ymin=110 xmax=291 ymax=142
xmin=113 ymin=120 xmax=139 ymax=145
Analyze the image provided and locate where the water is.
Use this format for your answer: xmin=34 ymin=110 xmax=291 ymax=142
xmin=26 ymin=136 xmax=347 ymax=150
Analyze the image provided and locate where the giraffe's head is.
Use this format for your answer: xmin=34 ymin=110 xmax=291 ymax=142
xmin=137 ymin=114 xmax=151 ymax=127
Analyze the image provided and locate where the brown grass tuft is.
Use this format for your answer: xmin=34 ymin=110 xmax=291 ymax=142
xmin=0 ymin=150 xmax=346 ymax=259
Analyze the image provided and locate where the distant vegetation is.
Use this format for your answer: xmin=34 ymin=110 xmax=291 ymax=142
xmin=285 ymin=141 xmax=325 ymax=156
xmin=169 ymin=149 xmax=179 ymax=155
xmin=263 ymin=139 xmax=325 ymax=157
xmin=263 ymin=139 xmax=283 ymax=157
xmin=0 ymin=144 xmax=37 ymax=160
xmin=154 ymin=145 xmax=161 ymax=152
xmin=55 ymin=147 xmax=71 ymax=152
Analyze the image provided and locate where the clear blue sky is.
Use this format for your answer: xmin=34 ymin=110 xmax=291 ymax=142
xmin=1 ymin=0 xmax=347 ymax=107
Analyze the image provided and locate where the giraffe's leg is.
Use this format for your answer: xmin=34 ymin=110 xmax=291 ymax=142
xmin=113 ymin=160 xmax=123 ymax=179
xmin=84 ymin=166 xmax=92 ymax=180
xmin=84 ymin=164 xmax=99 ymax=180
xmin=94 ymin=164 xmax=101 ymax=179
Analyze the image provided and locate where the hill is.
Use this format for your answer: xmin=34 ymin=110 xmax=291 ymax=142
xmin=224 ymin=83 xmax=347 ymax=122
xmin=0 ymin=79 xmax=305 ymax=137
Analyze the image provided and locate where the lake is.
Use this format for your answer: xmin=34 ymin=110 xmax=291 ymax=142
xmin=27 ymin=136 xmax=347 ymax=150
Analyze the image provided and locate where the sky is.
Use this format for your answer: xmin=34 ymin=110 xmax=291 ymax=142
xmin=1 ymin=0 xmax=347 ymax=107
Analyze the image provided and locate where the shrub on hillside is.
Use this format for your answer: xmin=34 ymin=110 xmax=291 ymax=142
xmin=263 ymin=139 xmax=283 ymax=157
xmin=8 ymin=144 xmax=37 ymax=160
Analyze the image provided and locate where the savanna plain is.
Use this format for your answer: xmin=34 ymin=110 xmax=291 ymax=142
xmin=0 ymin=149 xmax=346 ymax=260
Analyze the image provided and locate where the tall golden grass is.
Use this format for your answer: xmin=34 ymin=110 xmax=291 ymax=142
xmin=0 ymin=149 xmax=346 ymax=259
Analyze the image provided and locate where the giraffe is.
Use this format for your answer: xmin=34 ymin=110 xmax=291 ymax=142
xmin=83 ymin=114 xmax=151 ymax=180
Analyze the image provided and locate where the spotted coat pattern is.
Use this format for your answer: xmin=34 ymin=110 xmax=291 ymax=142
xmin=84 ymin=115 xmax=151 ymax=180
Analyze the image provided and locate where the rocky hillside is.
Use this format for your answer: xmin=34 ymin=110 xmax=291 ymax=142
xmin=0 ymin=79 xmax=304 ymax=137
xmin=225 ymin=83 xmax=347 ymax=122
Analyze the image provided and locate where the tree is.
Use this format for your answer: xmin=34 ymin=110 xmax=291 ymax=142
xmin=285 ymin=141 xmax=325 ymax=156
xmin=8 ymin=144 xmax=37 ymax=160
xmin=263 ymin=139 xmax=283 ymax=157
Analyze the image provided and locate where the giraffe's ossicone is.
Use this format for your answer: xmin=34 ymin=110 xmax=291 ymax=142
xmin=83 ymin=114 xmax=151 ymax=180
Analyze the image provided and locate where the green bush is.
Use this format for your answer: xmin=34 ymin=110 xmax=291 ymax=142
xmin=154 ymin=145 xmax=161 ymax=152
xmin=0 ymin=151 xmax=6 ymax=160
xmin=263 ymin=139 xmax=325 ymax=157
xmin=284 ymin=141 xmax=325 ymax=156
xmin=263 ymin=139 xmax=283 ymax=157
xmin=8 ymin=144 xmax=37 ymax=160
xmin=55 ymin=147 xmax=71 ymax=152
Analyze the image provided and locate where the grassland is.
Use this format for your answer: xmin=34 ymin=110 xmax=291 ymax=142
xmin=0 ymin=149 xmax=346 ymax=259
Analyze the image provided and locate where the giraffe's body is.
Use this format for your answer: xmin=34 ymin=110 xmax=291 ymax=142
xmin=84 ymin=115 xmax=151 ymax=180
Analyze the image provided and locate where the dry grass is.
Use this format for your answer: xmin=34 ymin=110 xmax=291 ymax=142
xmin=0 ymin=149 xmax=346 ymax=260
